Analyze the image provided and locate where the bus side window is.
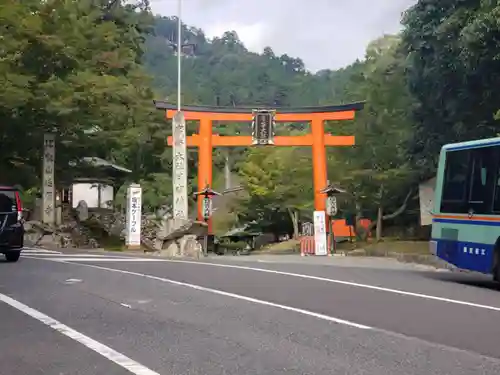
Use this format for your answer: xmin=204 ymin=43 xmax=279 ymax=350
xmin=441 ymin=150 xmax=470 ymax=213
xmin=468 ymin=147 xmax=495 ymax=213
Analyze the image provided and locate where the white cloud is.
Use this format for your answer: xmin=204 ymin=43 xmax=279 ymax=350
xmin=150 ymin=0 xmax=417 ymax=71
xmin=205 ymin=22 xmax=268 ymax=52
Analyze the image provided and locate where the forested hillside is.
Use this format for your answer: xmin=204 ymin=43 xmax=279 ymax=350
xmin=1 ymin=0 xmax=499 ymax=238
xmin=144 ymin=18 xmax=326 ymax=107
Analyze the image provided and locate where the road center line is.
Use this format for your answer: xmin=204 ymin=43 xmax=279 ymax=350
xmin=58 ymin=261 xmax=372 ymax=330
xmin=23 ymin=254 xmax=130 ymax=258
xmin=0 ymin=293 xmax=160 ymax=375
xmin=153 ymin=259 xmax=500 ymax=313
xmin=26 ymin=257 xmax=167 ymax=262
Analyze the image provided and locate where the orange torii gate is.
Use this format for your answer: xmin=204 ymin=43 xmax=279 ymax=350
xmin=154 ymin=102 xmax=364 ymax=234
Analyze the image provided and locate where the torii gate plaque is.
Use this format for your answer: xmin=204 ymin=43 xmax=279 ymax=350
xmin=154 ymin=101 xmax=364 ymax=234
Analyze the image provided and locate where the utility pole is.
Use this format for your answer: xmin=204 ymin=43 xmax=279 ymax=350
xmin=176 ymin=0 xmax=182 ymax=113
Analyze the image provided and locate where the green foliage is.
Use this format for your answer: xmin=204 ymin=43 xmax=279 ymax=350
xmin=329 ymin=35 xmax=417 ymax=216
xmin=401 ymin=0 xmax=500 ymax=175
xmin=235 ymin=147 xmax=313 ymax=235
xmin=0 ymin=0 xmax=171 ymax=210
xmin=231 ymin=34 xmax=419 ymax=235
xmin=145 ymin=18 xmax=312 ymax=108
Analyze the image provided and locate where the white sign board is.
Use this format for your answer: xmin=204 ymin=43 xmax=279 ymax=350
xmin=42 ymin=133 xmax=56 ymax=225
xmin=172 ymin=112 xmax=188 ymax=219
xmin=126 ymin=184 xmax=142 ymax=249
xmin=419 ymin=177 xmax=436 ymax=226
xmin=313 ymin=210 xmax=328 ymax=256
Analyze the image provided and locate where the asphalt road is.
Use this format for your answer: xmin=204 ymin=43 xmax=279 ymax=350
xmin=1 ymin=248 xmax=500 ymax=374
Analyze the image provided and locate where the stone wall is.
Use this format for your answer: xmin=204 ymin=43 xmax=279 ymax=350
xmin=24 ymin=206 xmax=207 ymax=259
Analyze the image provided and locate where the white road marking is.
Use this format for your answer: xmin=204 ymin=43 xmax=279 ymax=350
xmin=0 ymin=293 xmax=159 ymax=375
xmin=65 ymin=278 xmax=82 ymax=284
xmin=51 ymin=258 xmax=167 ymax=262
xmin=59 ymin=262 xmax=372 ymax=330
xmin=24 ymin=256 xmax=166 ymax=262
xmin=24 ymin=254 xmax=128 ymax=258
xmin=22 ymin=248 xmax=62 ymax=254
xmin=156 ymin=260 xmax=500 ymax=313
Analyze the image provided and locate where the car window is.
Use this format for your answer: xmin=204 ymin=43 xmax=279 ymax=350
xmin=0 ymin=191 xmax=16 ymax=213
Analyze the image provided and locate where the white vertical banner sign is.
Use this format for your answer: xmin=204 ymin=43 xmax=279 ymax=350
xmin=42 ymin=133 xmax=56 ymax=225
xmin=172 ymin=112 xmax=188 ymax=219
xmin=126 ymin=184 xmax=142 ymax=249
xmin=313 ymin=210 xmax=328 ymax=256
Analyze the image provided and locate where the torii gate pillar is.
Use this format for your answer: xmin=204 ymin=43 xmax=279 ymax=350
xmin=311 ymin=117 xmax=328 ymax=211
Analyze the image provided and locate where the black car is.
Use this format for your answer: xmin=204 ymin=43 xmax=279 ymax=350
xmin=0 ymin=186 xmax=24 ymax=262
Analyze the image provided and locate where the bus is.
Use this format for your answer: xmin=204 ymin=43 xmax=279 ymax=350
xmin=431 ymin=137 xmax=500 ymax=281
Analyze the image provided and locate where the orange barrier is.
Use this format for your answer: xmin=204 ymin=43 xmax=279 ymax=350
xmin=330 ymin=219 xmax=372 ymax=239
xmin=331 ymin=219 xmax=353 ymax=237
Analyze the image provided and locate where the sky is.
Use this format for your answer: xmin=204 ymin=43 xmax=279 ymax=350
xmin=149 ymin=0 xmax=418 ymax=72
